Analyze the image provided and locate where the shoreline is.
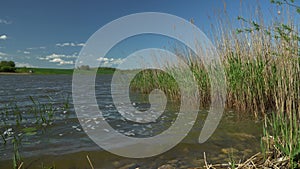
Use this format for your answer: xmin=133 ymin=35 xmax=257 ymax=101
xmin=0 ymin=72 xmax=31 ymax=75
xmin=0 ymin=67 xmax=116 ymax=75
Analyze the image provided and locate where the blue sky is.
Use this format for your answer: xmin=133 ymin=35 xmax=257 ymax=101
xmin=0 ymin=0 xmax=295 ymax=68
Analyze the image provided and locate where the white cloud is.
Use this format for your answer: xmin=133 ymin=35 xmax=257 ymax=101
xmin=97 ymin=57 xmax=125 ymax=67
xmin=49 ymin=58 xmax=74 ymax=65
xmin=0 ymin=34 xmax=8 ymax=40
xmin=0 ymin=52 xmax=7 ymax=56
xmin=27 ymin=46 xmax=46 ymax=50
xmin=17 ymin=50 xmax=30 ymax=54
xmin=56 ymin=42 xmax=85 ymax=47
xmin=39 ymin=53 xmax=77 ymax=60
xmin=39 ymin=53 xmax=77 ymax=65
xmin=15 ymin=62 xmax=35 ymax=68
xmin=113 ymin=58 xmax=125 ymax=65
xmin=0 ymin=52 xmax=8 ymax=60
xmin=77 ymin=43 xmax=85 ymax=47
xmin=97 ymin=57 xmax=112 ymax=62
xmin=0 ymin=19 xmax=11 ymax=24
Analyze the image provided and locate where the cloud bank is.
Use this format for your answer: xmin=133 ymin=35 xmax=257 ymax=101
xmin=97 ymin=57 xmax=125 ymax=67
xmin=39 ymin=53 xmax=77 ymax=65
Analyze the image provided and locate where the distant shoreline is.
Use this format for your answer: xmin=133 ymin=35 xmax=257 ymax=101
xmin=0 ymin=72 xmax=31 ymax=75
xmin=0 ymin=67 xmax=116 ymax=75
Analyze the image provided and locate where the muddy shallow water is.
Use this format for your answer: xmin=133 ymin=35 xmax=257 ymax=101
xmin=0 ymin=75 xmax=262 ymax=168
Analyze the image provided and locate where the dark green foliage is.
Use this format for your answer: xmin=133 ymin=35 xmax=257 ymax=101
xmin=0 ymin=61 xmax=16 ymax=72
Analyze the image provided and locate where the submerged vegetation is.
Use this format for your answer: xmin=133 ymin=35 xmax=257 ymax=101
xmin=0 ymin=96 xmax=70 ymax=169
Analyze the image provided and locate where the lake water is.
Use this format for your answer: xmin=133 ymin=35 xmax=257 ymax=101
xmin=0 ymin=74 xmax=262 ymax=168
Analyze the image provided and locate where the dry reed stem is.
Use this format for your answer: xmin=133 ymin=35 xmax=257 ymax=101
xmin=202 ymin=150 xmax=294 ymax=169
xmin=17 ymin=162 xmax=23 ymax=169
xmin=87 ymin=155 xmax=95 ymax=169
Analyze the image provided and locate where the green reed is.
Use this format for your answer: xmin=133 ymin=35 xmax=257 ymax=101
xmin=130 ymin=2 xmax=300 ymax=167
xmin=130 ymin=3 xmax=300 ymax=118
xmin=262 ymin=112 xmax=300 ymax=168
xmin=0 ymin=95 xmax=70 ymax=169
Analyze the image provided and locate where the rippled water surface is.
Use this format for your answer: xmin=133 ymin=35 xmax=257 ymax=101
xmin=0 ymin=74 xmax=262 ymax=168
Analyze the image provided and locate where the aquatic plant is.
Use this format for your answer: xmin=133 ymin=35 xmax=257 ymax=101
xmin=0 ymin=95 xmax=70 ymax=169
xmin=228 ymin=149 xmax=237 ymax=169
xmin=130 ymin=1 xmax=300 ymax=168
xmin=262 ymin=112 xmax=300 ymax=168
xmin=12 ymin=136 xmax=22 ymax=169
xmin=130 ymin=0 xmax=300 ymax=119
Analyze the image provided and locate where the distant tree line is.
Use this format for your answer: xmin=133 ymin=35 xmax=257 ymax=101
xmin=76 ymin=65 xmax=116 ymax=72
xmin=0 ymin=61 xmax=16 ymax=72
xmin=77 ymin=65 xmax=90 ymax=70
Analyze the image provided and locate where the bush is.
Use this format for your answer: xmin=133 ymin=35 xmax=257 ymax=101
xmin=0 ymin=66 xmax=16 ymax=72
xmin=0 ymin=61 xmax=16 ymax=72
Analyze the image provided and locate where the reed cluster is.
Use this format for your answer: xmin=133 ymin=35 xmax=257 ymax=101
xmin=130 ymin=2 xmax=300 ymax=168
xmin=130 ymin=4 xmax=300 ymax=119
